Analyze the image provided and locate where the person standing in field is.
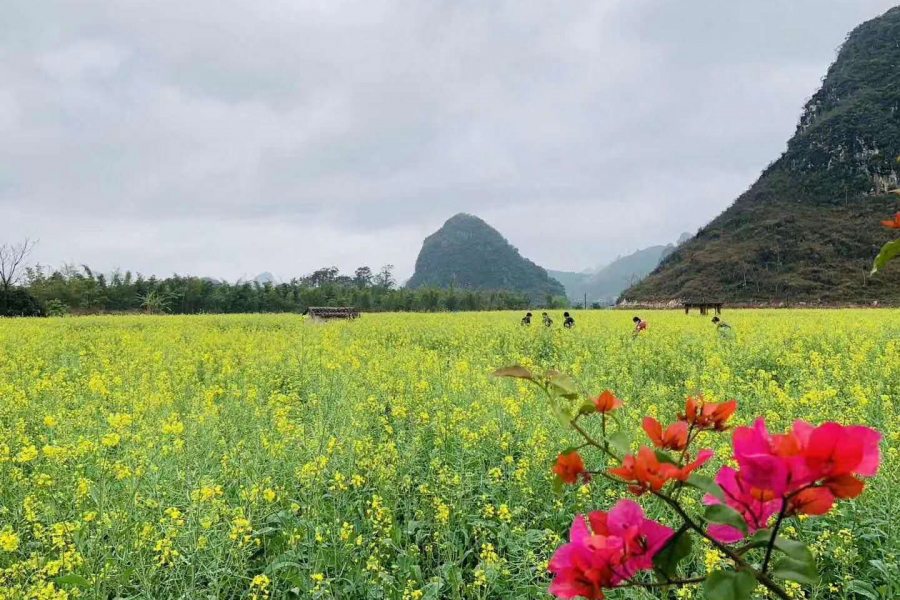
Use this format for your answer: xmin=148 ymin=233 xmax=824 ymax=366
xmin=521 ymin=312 xmax=533 ymax=326
xmin=563 ymin=312 xmax=575 ymax=329
xmin=633 ymin=316 xmax=647 ymax=337
xmin=712 ymin=316 xmax=734 ymax=337
xmin=542 ymin=312 xmax=553 ymax=327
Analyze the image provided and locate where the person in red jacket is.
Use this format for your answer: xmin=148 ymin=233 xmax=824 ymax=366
xmin=632 ymin=316 xmax=648 ymax=337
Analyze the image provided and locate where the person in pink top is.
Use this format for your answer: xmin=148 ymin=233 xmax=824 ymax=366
xmin=632 ymin=316 xmax=648 ymax=337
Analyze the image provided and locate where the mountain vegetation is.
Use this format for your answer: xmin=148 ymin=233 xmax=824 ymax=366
xmin=406 ymin=213 xmax=567 ymax=303
xmin=624 ymin=6 xmax=900 ymax=304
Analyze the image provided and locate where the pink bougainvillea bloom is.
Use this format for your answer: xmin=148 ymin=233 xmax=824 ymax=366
xmin=799 ymin=421 xmax=881 ymax=481
xmin=733 ymin=419 xmax=881 ymax=498
xmin=548 ymin=515 xmax=619 ymax=599
xmin=732 ymin=419 xmax=803 ymax=495
xmin=643 ymin=417 xmax=689 ymax=451
xmin=704 ymin=466 xmax=782 ymax=543
xmin=548 ymin=500 xmax=673 ymax=599
xmin=600 ymin=499 xmax=674 ymax=578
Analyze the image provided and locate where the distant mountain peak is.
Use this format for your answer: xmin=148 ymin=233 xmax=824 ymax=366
xmin=406 ymin=214 xmax=565 ymax=301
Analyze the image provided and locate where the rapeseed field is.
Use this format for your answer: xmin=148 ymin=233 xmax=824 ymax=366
xmin=0 ymin=311 xmax=897 ymax=599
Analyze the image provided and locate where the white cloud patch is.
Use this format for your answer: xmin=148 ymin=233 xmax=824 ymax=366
xmin=1 ymin=0 xmax=897 ymax=281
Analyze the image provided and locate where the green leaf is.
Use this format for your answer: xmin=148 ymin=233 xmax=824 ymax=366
xmin=871 ymin=239 xmax=900 ymax=275
xmin=608 ymin=432 xmax=631 ymax=455
xmin=772 ymin=556 xmax=817 ymax=585
xmin=54 ymin=575 xmax=91 ymax=588
xmin=654 ymin=450 xmax=679 ymax=465
xmin=686 ymin=474 xmax=726 ymax=502
xmin=578 ymin=402 xmax=597 ymax=415
xmin=552 ymin=475 xmax=564 ymax=495
xmin=547 ymin=371 xmax=579 ymax=396
xmin=773 ymin=538 xmax=814 ymax=563
xmin=491 ymin=366 xmax=536 ymax=382
xmin=704 ymin=505 xmax=748 ymax=536
xmin=846 ymin=580 xmax=880 ymax=600
xmin=551 ymin=402 xmax=572 ymax=429
xmin=704 ymin=569 xmax=756 ymax=600
xmin=653 ymin=529 xmax=693 ymax=580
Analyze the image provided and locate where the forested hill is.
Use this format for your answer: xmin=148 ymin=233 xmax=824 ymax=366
xmin=406 ymin=214 xmax=566 ymax=302
xmin=624 ymin=6 xmax=900 ymax=304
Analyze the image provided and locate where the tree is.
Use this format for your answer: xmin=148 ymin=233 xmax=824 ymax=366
xmin=374 ymin=264 xmax=395 ymax=290
xmin=354 ymin=266 xmax=373 ymax=289
xmin=0 ymin=238 xmax=37 ymax=314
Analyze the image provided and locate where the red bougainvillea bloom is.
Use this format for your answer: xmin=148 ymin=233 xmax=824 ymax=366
xmin=643 ymin=417 xmax=689 ymax=451
xmin=882 ymin=212 xmax=900 ymax=229
xmin=554 ymin=452 xmax=587 ymax=485
xmin=609 ymin=447 xmax=669 ymax=495
xmin=659 ymin=450 xmax=714 ymax=482
xmin=704 ymin=466 xmax=782 ymax=543
xmin=732 ymin=419 xmax=881 ymax=509
xmin=788 ymin=487 xmax=835 ymax=516
xmin=548 ymin=500 xmax=673 ymax=599
xmin=592 ymin=391 xmax=623 ymax=413
xmin=679 ymin=396 xmax=737 ymax=431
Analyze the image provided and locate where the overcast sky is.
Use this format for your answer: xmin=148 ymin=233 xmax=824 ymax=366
xmin=2 ymin=1 xmax=897 ymax=282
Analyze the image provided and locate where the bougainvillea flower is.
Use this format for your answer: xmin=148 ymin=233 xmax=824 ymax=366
xmin=824 ymin=474 xmax=865 ymax=499
xmin=788 ymin=487 xmax=835 ymax=516
xmin=548 ymin=516 xmax=620 ymax=599
xmin=703 ymin=466 xmax=782 ymax=542
xmin=592 ymin=391 xmax=623 ymax=413
xmin=548 ymin=500 xmax=673 ymax=599
xmin=882 ymin=212 xmax=900 ymax=229
xmin=554 ymin=452 xmax=587 ymax=485
xmin=732 ymin=419 xmax=796 ymax=495
xmin=679 ymin=396 xmax=737 ymax=431
xmin=797 ymin=421 xmax=881 ymax=481
xmin=609 ymin=447 xmax=669 ymax=495
xmin=643 ymin=417 xmax=689 ymax=451
xmin=659 ymin=450 xmax=714 ymax=482
xmin=733 ymin=419 xmax=881 ymax=497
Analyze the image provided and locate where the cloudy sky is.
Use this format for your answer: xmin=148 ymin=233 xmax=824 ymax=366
xmin=2 ymin=0 xmax=897 ymax=282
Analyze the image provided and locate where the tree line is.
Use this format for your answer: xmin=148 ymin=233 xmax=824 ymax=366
xmin=2 ymin=256 xmax=555 ymax=317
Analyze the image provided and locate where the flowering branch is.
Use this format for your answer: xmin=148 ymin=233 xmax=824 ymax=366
xmin=492 ymin=366 xmax=882 ymax=600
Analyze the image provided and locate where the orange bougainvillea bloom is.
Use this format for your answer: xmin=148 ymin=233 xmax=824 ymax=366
xmin=679 ymin=396 xmax=737 ymax=431
xmin=592 ymin=391 xmax=623 ymax=413
xmin=882 ymin=212 xmax=900 ymax=229
xmin=658 ymin=450 xmax=714 ymax=482
xmin=609 ymin=447 xmax=669 ymax=495
xmin=553 ymin=451 xmax=586 ymax=485
xmin=642 ymin=418 xmax=689 ymax=451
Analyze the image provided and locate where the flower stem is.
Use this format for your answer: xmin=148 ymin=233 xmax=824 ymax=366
xmin=762 ymin=502 xmax=788 ymax=573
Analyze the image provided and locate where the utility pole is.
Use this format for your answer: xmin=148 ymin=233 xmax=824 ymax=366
xmin=584 ymin=293 xmax=587 ymax=310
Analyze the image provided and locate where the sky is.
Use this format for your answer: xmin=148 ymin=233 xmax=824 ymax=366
xmin=2 ymin=0 xmax=898 ymax=283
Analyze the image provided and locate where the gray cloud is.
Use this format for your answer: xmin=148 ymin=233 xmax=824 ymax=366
xmin=2 ymin=0 xmax=897 ymax=281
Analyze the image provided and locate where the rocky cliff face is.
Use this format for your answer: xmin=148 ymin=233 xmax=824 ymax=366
xmin=623 ymin=6 xmax=900 ymax=304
